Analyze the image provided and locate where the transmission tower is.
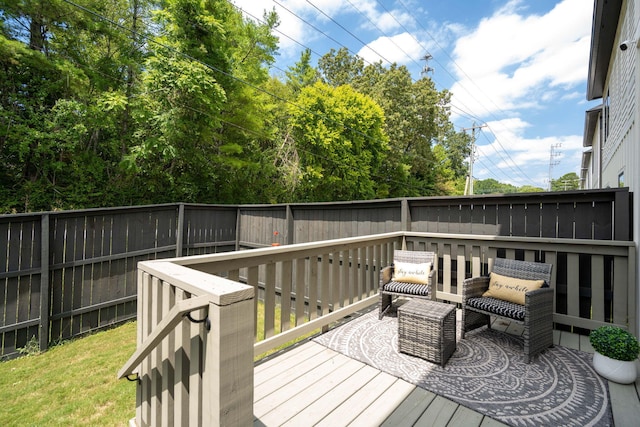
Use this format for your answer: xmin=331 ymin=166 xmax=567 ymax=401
xmin=548 ymin=143 xmax=562 ymax=191
xmin=421 ymin=53 xmax=434 ymax=75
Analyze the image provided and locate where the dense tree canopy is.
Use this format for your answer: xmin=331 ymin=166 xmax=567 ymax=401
xmin=0 ymin=1 xmax=555 ymax=213
xmin=289 ymin=82 xmax=388 ymax=201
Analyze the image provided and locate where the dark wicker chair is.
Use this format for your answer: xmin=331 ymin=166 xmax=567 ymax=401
xmin=461 ymin=258 xmax=554 ymax=363
xmin=379 ymin=250 xmax=436 ymax=319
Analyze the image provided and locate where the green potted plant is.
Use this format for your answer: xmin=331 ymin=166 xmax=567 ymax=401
xmin=589 ymin=326 xmax=639 ymax=384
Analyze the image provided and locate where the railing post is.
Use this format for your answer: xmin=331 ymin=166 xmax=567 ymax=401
xmin=203 ymin=297 xmax=254 ymax=426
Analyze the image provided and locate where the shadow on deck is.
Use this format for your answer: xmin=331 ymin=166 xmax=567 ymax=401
xmin=254 ymin=313 xmax=640 ymax=427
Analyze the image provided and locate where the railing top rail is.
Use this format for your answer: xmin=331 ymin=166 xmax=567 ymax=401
xmin=155 ymin=231 xmax=635 ymax=270
xmin=138 ymin=261 xmax=254 ymax=306
xmin=166 ymin=232 xmax=405 ymax=267
xmin=406 ymin=232 xmax=636 ymax=248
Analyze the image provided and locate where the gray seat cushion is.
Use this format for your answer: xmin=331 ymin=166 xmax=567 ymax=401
xmin=383 ymin=281 xmax=429 ymax=297
xmin=466 ymin=296 xmax=525 ymax=321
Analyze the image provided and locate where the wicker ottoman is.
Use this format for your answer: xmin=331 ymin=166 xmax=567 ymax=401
xmin=397 ymin=299 xmax=456 ymax=367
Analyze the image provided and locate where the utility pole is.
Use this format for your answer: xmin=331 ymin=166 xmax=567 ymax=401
xmin=461 ymin=123 xmax=487 ymax=195
xmin=548 ymin=143 xmax=562 ymax=191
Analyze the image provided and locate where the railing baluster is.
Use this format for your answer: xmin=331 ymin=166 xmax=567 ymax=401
xmin=340 ymin=250 xmax=349 ymax=308
xmin=320 ymin=253 xmax=330 ymax=315
xmin=281 ymin=260 xmax=293 ymax=332
xmin=264 ymin=263 xmax=276 ymax=338
xmin=613 ymin=255 xmax=629 ymax=324
xmin=350 ymin=249 xmax=358 ymax=304
xmin=161 ymin=283 xmax=175 ymax=426
xmin=247 ymin=266 xmax=259 ymax=338
xmin=295 ymin=258 xmax=306 ymax=325
xmin=309 ymin=256 xmax=318 ymax=319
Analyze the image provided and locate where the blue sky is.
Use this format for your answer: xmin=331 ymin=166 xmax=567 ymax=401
xmin=232 ymin=0 xmax=597 ymax=189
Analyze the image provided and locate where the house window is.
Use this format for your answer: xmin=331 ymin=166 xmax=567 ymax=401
xmin=618 ymin=171 xmax=624 ymax=188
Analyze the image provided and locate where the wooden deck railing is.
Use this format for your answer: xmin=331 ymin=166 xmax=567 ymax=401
xmin=118 ymin=261 xmax=255 ymax=426
xmin=404 ymin=232 xmax=636 ymax=333
xmin=120 ymin=231 xmax=636 ymax=426
xmin=121 ymin=233 xmax=401 ymax=426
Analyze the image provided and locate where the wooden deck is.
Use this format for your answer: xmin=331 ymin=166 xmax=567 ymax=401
xmin=254 ymin=317 xmax=640 ymax=427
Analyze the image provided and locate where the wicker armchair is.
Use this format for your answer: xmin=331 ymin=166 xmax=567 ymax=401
xmin=379 ymin=250 xmax=436 ymax=319
xmin=461 ymin=258 xmax=554 ymax=363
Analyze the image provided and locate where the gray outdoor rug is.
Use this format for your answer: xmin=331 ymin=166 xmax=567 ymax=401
xmin=313 ymin=308 xmax=612 ymax=427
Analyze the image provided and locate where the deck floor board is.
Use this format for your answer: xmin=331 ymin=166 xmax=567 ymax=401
xmin=254 ymin=320 xmax=640 ymax=426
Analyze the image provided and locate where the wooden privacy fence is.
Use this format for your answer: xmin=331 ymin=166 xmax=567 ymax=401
xmin=120 ymin=230 xmax=636 ymax=427
xmin=0 ymin=188 xmax=633 ymax=359
xmin=238 ymin=188 xmax=632 ymax=247
xmin=0 ymin=204 xmax=237 ymax=359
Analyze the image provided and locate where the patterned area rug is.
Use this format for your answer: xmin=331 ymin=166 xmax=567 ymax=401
xmin=313 ymin=308 xmax=612 ymax=427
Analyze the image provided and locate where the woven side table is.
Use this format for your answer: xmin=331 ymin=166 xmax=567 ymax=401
xmin=397 ymin=299 xmax=456 ymax=367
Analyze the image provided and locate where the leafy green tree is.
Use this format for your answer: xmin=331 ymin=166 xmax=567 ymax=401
xmin=214 ymin=8 xmax=280 ymax=203
xmin=518 ymin=185 xmax=544 ymax=193
xmin=551 ymin=172 xmax=581 ymax=191
xmin=317 ymin=48 xmax=471 ymax=197
xmin=123 ymin=0 xmax=279 ymax=204
xmin=0 ymin=0 xmax=150 ymax=211
xmin=289 ymin=82 xmax=389 ymax=201
xmin=286 ymin=48 xmax=320 ymax=92
xmin=474 ymin=179 xmax=517 ymax=195
xmin=317 ymin=47 xmax=363 ymax=87
xmin=473 ymin=179 xmax=544 ymax=195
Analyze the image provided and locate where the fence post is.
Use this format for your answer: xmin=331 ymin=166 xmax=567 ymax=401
xmin=202 ymin=297 xmax=254 ymax=425
xmin=401 ymin=198 xmax=411 ymax=232
xmin=286 ymin=204 xmax=294 ymax=245
xmin=235 ymin=207 xmax=241 ymax=251
xmin=614 ymin=188 xmax=632 ymax=240
xmin=176 ymin=203 xmax=184 ymax=257
xmin=39 ymin=213 xmax=50 ymax=352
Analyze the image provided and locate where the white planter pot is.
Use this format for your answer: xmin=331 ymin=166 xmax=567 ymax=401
xmin=593 ymin=351 xmax=638 ymax=384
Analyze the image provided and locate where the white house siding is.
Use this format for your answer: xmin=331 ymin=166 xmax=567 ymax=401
xmin=596 ymin=0 xmax=640 ymax=333
xmin=601 ymin=1 xmax=638 ymax=189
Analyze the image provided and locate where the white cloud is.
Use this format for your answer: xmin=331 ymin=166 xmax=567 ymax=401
xmin=231 ymin=0 xmax=350 ymax=59
xmin=476 ymin=118 xmax=584 ymax=186
xmin=234 ymin=0 xmax=417 ymax=61
xmin=449 ymin=0 xmax=592 ymax=118
xmin=357 ymin=33 xmax=423 ymax=65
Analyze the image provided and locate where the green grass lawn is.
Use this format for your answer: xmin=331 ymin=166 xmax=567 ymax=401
xmin=0 ymin=322 xmax=137 ymax=426
xmin=0 ymin=303 xmax=318 ymax=426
